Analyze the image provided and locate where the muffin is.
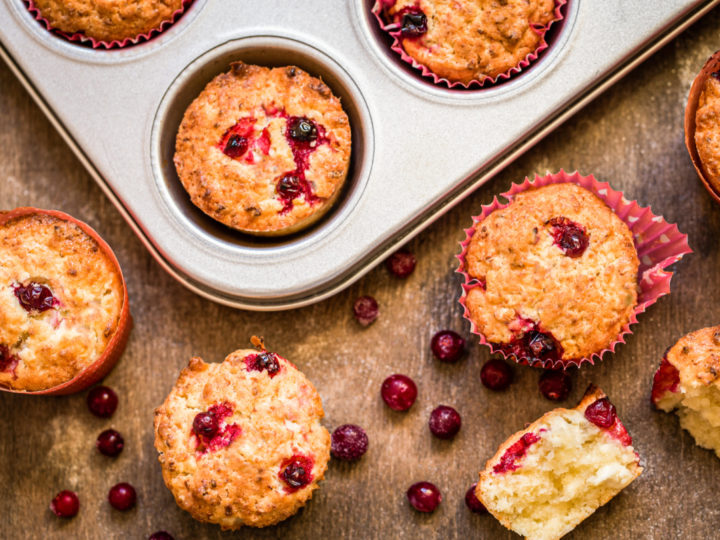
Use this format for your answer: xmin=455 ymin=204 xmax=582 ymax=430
xmin=651 ymin=326 xmax=720 ymax=458
xmin=477 ymin=385 xmax=642 ymax=540
xmin=463 ymin=183 xmax=639 ymax=368
xmin=694 ymin=71 xmax=720 ymax=194
xmin=0 ymin=208 xmax=130 ymax=393
xmin=174 ymin=62 xmax=352 ymax=236
xmin=29 ymin=0 xmax=185 ymax=43
xmin=154 ymin=341 xmax=331 ymax=529
xmin=378 ymin=0 xmax=560 ymax=85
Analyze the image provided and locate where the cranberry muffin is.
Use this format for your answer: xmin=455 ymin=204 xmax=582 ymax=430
xmin=380 ymin=0 xmax=558 ymax=84
xmin=477 ymin=385 xmax=642 ymax=540
xmin=464 ymin=183 xmax=639 ymax=367
xmin=30 ymin=0 xmax=184 ymax=42
xmin=174 ymin=62 xmax=352 ymax=236
xmin=652 ymin=326 xmax=720 ymax=458
xmin=154 ymin=343 xmax=331 ymax=529
xmin=0 ymin=208 xmax=129 ymax=393
xmin=694 ymin=72 xmax=720 ymax=194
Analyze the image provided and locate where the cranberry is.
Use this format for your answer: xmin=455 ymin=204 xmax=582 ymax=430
xmin=97 ymin=429 xmax=124 ymax=457
xmin=493 ymin=432 xmax=541 ymax=474
xmin=538 ymin=370 xmax=571 ymax=401
xmin=50 ymin=490 xmax=79 ymax=518
xmin=280 ymin=455 xmax=314 ymax=491
xmin=496 ymin=319 xmax=564 ymax=366
xmin=399 ymin=8 xmax=427 ymax=37
xmin=192 ymin=411 xmax=218 ymax=439
xmin=223 ymin=134 xmax=249 ymax=159
xmin=651 ymin=357 xmax=680 ymax=406
xmin=712 ymin=71 xmax=720 ymax=80
xmin=548 ymin=217 xmax=589 ymax=258
xmin=406 ymin=482 xmax=441 ymax=513
xmin=13 ymin=282 xmax=56 ymax=312
xmin=585 ymin=398 xmax=617 ymax=429
xmin=428 ymin=405 xmax=461 ymax=439
xmin=108 ymin=483 xmax=136 ymax=511
xmin=149 ymin=533 xmax=174 ymax=540
xmin=381 ymin=374 xmax=417 ymax=411
xmin=386 ymin=249 xmax=416 ymax=278
xmin=331 ymin=424 xmax=369 ymax=461
xmin=288 ymin=117 xmax=318 ymax=142
xmin=353 ymin=295 xmax=379 ymax=326
xmin=246 ymin=352 xmax=280 ymax=377
xmin=276 ymin=174 xmax=303 ymax=200
xmin=0 ymin=344 xmax=18 ymax=373
xmin=431 ymin=330 xmax=465 ymax=363
xmin=480 ymin=359 xmax=513 ymax=391
xmin=87 ymin=386 xmax=118 ymax=418
xmin=465 ymin=483 xmax=487 ymax=514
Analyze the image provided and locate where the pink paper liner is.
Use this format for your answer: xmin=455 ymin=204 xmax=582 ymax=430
xmin=371 ymin=0 xmax=566 ymax=89
xmin=456 ymin=170 xmax=692 ymax=370
xmin=24 ymin=0 xmax=193 ymax=49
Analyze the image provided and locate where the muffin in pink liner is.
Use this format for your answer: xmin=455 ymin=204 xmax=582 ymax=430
xmin=371 ymin=0 xmax=566 ymax=88
xmin=457 ymin=171 xmax=691 ymax=369
xmin=25 ymin=0 xmax=193 ymax=49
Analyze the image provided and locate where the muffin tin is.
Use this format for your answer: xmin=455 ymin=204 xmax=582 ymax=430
xmin=0 ymin=0 xmax=716 ymax=310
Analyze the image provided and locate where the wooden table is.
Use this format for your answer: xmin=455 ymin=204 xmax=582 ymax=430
xmin=2 ymin=9 xmax=720 ymax=539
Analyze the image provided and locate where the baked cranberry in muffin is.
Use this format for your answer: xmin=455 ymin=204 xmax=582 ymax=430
xmin=174 ymin=62 xmax=352 ymax=236
xmin=0 ymin=209 xmax=129 ymax=392
xmin=154 ymin=341 xmax=330 ymax=529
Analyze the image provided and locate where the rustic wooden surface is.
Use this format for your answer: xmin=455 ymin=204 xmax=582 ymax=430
xmin=2 ymin=9 xmax=720 ymax=539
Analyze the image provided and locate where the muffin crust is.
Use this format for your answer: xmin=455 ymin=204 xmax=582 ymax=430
xmin=695 ymin=73 xmax=720 ymax=193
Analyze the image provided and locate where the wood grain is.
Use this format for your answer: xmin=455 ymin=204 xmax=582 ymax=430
xmin=2 ymin=9 xmax=720 ymax=539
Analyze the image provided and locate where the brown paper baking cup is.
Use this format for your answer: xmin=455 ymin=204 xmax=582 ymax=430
xmin=24 ymin=0 xmax=193 ymax=49
xmin=457 ymin=171 xmax=691 ymax=369
xmin=685 ymin=49 xmax=720 ymax=204
xmin=0 ymin=208 xmax=131 ymax=395
xmin=371 ymin=0 xmax=566 ymax=89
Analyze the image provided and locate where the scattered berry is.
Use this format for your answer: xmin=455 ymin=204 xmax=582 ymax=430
xmin=331 ymin=424 xmax=369 ymax=461
xmin=149 ymin=532 xmax=174 ymax=540
xmin=428 ymin=405 xmax=461 ymax=439
xmin=465 ymin=483 xmax=487 ymax=514
xmin=538 ymin=370 xmax=572 ymax=401
xmin=480 ymin=359 xmax=514 ymax=391
xmin=430 ymin=330 xmax=465 ymax=363
xmin=406 ymin=482 xmax=441 ymax=513
xmin=87 ymin=386 xmax=118 ymax=418
xmin=353 ymin=296 xmax=379 ymax=326
xmin=108 ymin=483 xmax=136 ymax=511
xmin=50 ymin=490 xmax=79 ymax=518
xmin=584 ymin=398 xmax=617 ymax=429
xmin=97 ymin=429 xmax=124 ymax=457
xmin=381 ymin=374 xmax=417 ymax=411
xmin=386 ymin=250 xmax=416 ymax=278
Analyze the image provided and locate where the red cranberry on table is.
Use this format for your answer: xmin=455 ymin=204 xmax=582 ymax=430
xmin=50 ymin=490 xmax=79 ymax=518
xmin=406 ymin=481 xmax=441 ymax=513
xmin=538 ymin=370 xmax=572 ymax=401
xmin=465 ymin=483 xmax=487 ymax=514
xmin=386 ymin=249 xmax=416 ymax=278
xmin=108 ymin=483 xmax=136 ymax=511
xmin=428 ymin=406 xmax=461 ymax=439
xmin=353 ymin=296 xmax=379 ymax=326
xmin=584 ymin=398 xmax=617 ymax=429
xmin=381 ymin=374 xmax=417 ymax=411
xmin=331 ymin=424 xmax=369 ymax=461
xmin=87 ymin=386 xmax=118 ymax=418
xmin=149 ymin=532 xmax=174 ymax=540
xmin=96 ymin=429 xmax=124 ymax=457
xmin=430 ymin=330 xmax=465 ymax=363
xmin=480 ymin=359 xmax=514 ymax=391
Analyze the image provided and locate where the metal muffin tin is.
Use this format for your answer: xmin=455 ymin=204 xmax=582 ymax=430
xmin=0 ymin=0 xmax=716 ymax=310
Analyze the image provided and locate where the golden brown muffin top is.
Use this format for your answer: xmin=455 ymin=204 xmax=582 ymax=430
xmin=695 ymin=74 xmax=720 ymax=193
xmin=665 ymin=326 xmax=720 ymax=389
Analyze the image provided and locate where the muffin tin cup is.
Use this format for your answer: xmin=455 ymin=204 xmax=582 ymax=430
xmin=685 ymin=49 xmax=720 ymax=204
xmin=456 ymin=170 xmax=692 ymax=370
xmin=371 ymin=0 xmax=567 ymax=89
xmin=24 ymin=0 xmax=194 ymax=49
xmin=0 ymin=208 xmax=132 ymax=396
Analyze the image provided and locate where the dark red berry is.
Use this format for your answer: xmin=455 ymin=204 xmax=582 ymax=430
xmin=149 ymin=533 xmax=174 ymax=540
xmin=428 ymin=405 xmax=461 ymax=439
xmin=288 ymin=117 xmax=318 ymax=142
xmin=50 ymin=490 xmax=79 ymax=518
xmin=548 ymin=217 xmax=589 ymax=258
xmin=14 ymin=282 xmax=57 ymax=312
xmin=87 ymin=386 xmax=118 ymax=418
xmin=712 ymin=71 xmax=720 ymax=80
xmin=381 ymin=374 xmax=417 ymax=411
xmin=280 ymin=455 xmax=314 ymax=490
xmin=276 ymin=174 xmax=303 ymax=200
xmin=193 ymin=412 xmax=218 ymax=439
xmin=651 ymin=356 xmax=680 ymax=406
xmin=465 ymin=483 xmax=487 ymax=514
xmin=331 ymin=424 xmax=369 ymax=461
xmin=386 ymin=249 xmax=416 ymax=278
xmin=406 ymin=482 xmax=441 ymax=512
xmin=584 ymin=398 xmax=617 ymax=429
xmin=246 ymin=352 xmax=280 ymax=376
xmin=353 ymin=296 xmax=379 ymax=326
xmin=399 ymin=8 xmax=427 ymax=37
xmin=97 ymin=429 xmax=124 ymax=457
xmin=538 ymin=370 xmax=572 ymax=401
xmin=108 ymin=483 xmax=136 ymax=511
xmin=0 ymin=344 xmax=18 ymax=373
xmin=223 ymin=134 xmax=249 ymax=159
xmin=480 ymin=359 xmax=513 ymax=391
xmin=431 ymin=330 xmax=465 ymax=363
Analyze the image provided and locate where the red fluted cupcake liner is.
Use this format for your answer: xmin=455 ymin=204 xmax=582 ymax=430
xmin=371 ymin=0 xmax=566 ymax=89
xmin=0 ymin=208 xmax=132 ymax=395
xmin=685 ymin=49 xmax=720 ymax=204
xmin=457 ymin=170 xmax=691 ymax=369
xmin=25 ymin=0 xmax=193 ymax=49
